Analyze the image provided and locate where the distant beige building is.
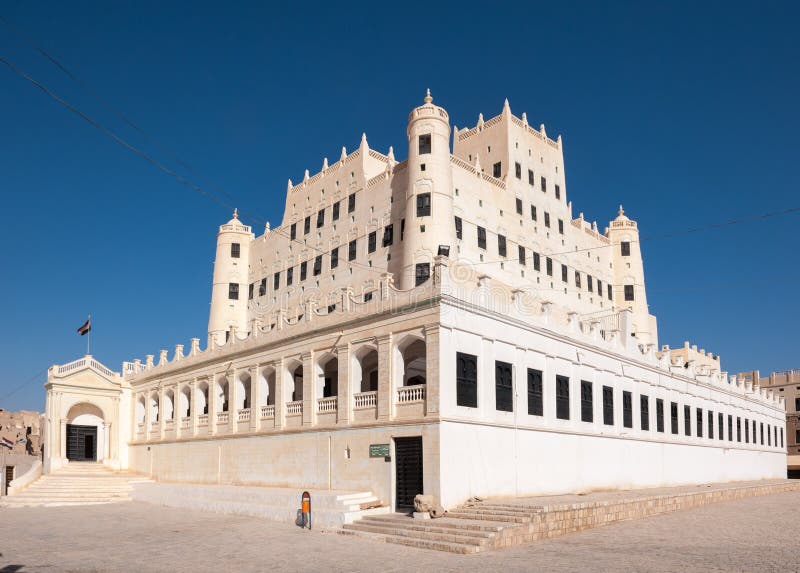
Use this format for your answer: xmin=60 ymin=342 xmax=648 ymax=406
xmin=738 ymin=369 xmax=800 ymax=476
xmin=0 ymin=409 xmax=42 ymax=456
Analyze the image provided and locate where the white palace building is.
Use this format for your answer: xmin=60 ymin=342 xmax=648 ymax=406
xmin=43 ymin=92 xmax=786 ymax=511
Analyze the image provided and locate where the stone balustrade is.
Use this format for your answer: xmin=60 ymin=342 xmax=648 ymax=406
xmin=180 ymin=417 xmax=190 ymax=429
xmin=286 ymin=401 xmax=302 ymax=416
xmin=397 ymin=384 xmax=426 ymax=403
xmin=260 ymin=405 xmax=275 ymax=419
xmin=354 ymin=391 xmax=377 ymax=409
xmin=317 ymin=397 xmax=337 ymax=413
xmin=197 ymin=414 xmax=209 ymax=426
xmin=217 ymin=411 xmax=229 ymax=424
xmin=237 ymin=408 xmax=251 ymax=422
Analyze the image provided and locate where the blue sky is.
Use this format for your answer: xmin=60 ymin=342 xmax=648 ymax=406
xmin=0 ymin=1 xmax=797 ymax=411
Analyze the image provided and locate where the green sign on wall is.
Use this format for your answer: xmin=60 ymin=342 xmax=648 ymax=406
xmin=369 ymin=443 xmax=390 ymax=458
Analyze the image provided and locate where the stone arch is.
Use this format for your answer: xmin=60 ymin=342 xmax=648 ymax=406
xmin=352 ymin=345 xmax=379 ymax=393
xmin=178 ymin=385 xmax=191 ymax=418
xmin=235 ymin=371 xmax=251 ymax=410
xmin=66 ymin=402 xmax=106 ymax=462
xmin=164 ymin=389 xmax=175 ymax=420
xmin=196 ymin=380 xmax=209 ymax=415
xmin=316 ymin=352 xmax=338 ymax=399
xmin=258 ymin=366 xmax=276 ymax=407
xmin=149 ymin=392 xmax=160 ymax=422
xmin=215 ymin=375 xmax=229 ymax=413
xmin=395 ymin=335 xmax=427 ymax=387
xmin=135 ymin=395 xmax=146 ymax=425
xmin=282 ymin=358 xmax=303 ymax=403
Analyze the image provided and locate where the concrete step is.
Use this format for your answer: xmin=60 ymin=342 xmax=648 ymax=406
xmin=445 ymin=510 xmax=531 ymax=523
xmin=343 ymin=522 xmax=492 ymax=543
xmin=359 ymin=515 xmax=507 ymax=532
xmin=338 ymin=528 xmax=483 ymax=554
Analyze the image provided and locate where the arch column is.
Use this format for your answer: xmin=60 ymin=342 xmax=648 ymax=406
xmin=159 ymin=385 xmax=166 ymax=440
xmin=250 ymin=365 xmax=260 ymax=432
xmin=144 ymin=389 xmax=152 ymax=441
xmin=190 ymin=378 xmax=199 ymax=436
xmin=424 ymin=324 xmax=440 ymax=416
xmin=377 ymin=334 xmax=393 ymax=421
xmin=60 ymin=420 xmax=67 ymax=464
xmin=301 ymin=352 xmax=314 ymax=427
xmin=336 ymin=344 xmax=351 ymax=424
xmin=209 ymin=375 xmax=218 ymax=435
xmin=274 ymin=358 xmax=285 ymax=429
xmin=230 ymin=368 xmax=239 ymax=434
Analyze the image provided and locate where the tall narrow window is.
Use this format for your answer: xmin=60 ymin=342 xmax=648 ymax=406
xmin=621 ymin=241 xmax=631 ymax=256
xmin=708 ymin=410 xmax=713 ymax=439
xmin=546 ymin=257 xmax=553 ymax=276
xmin=556 ymin=376 xmax=570 ymax=420
xmin=541 ymin=176 xmax=547 ymax=193
xmin=516 ymin=197 xmax=523 ymax=215
xmin=760 ymin=422 xmax=764 ymax=445
xmin=248 ymin=283 xmax=254 ymax=300
xmin=493 ymin=162 xmax=502 ymax=178
xmin=530 ymin=205 xmax=537 ymax=221
xmin=603 ymin=386 xmax=614 ymax=426
xmin=622 ymin=391 xmax=632 ymax=428
xmin=228 ymin=283 xmax=239 ymax=300
xmin=400 ymin=218 xmax=405 ymax=241
xmin=330 ymin=247 xmax=339 ymax=269
xmin=533 ymin=252 xmax=540 ymax=271
xmin=736 ymin=417 xmax=741 ymax=442
xmin=544 ymin=212 xmax=550 ymax=228
xmin=348 ymin=239 xmax=357 ymax=261
xmin=697 ymin=408 xmax=703 ymax=437
xmin=304 ymin=216 xmax=310 ymax=235
xmin=313 ymin=255 xmax=322 ymax=276
xmin=518 ymin=245 xmax=526 ymax=265
xmin=580 ymin=381 xmax=593 ymax=423
xmin=587 ymin=275 xmax=594 ymax=293
xmin=416 ymin=193 xmax=431 ymax=217
xmin=498 ymin=235 xmax=507 ymax=257
xmin=418 ymin=134 xmax=431 ymax=154
xmin=597 ymin=279 xmax=603 ymax=297
xmin=608 ymin=284 xmax=613 ymax=300
xmin=684 ymin=405 xmax=691 ymax=436
xmin=528 ymin=169 xmax=534 ymax=185
xmin=290 ymin=223 xmax=297 ymax=240
xmin=259 ymin=278 xmax=266 ymax=296
xmin=527 ymin=368 xmax=543 ymax=416
xmin=558 ymin=219 xmax=564 ymax=235
xmin=273 ymin=272 xmax=280 ymax=290
xmin=640 ymin=395 xmax=650 ymax=430
xmin=230 ymin=243 xmax=240 ymax=258
xmin=624 ymin=285 xmax=635 ymax=301
xmin=368 ymin=231 xmax=377 ymax=253
xmin=515 ymin=162 xmax=521 ymax=179
xmin=719 ymin=413 xmax=724 ymax=441
xmin=456 ymin=352 xmax=478 ymax=408
xmin=332 ymin=201 xmax=340 ymax=221
xmin=286 ymin=267 xmax=294 ymax=286
xmin=495 ymin=361 xmax=513 ymax=412
xmin=382 ymin=224 xmax=394 ymax=247
xmin=300 ymin=262 xmax=307 ymax=281
xmin=561 ymin=264 xmax=568 ymax=283
xmin=728 ymin=415 xmax=733 ymax=442
xmin=555 ymin=184 xmax=561 ymax=200
xmin=656 ymin=399 xmax=664 ymax=432
xmin=745 ymin=419 xmax=749 ymax=443
xmin=415 ymin=263 xmax=430 ymax=286
xmin=348 ymin=193 xmax=356 ymax=213
xmin=316 ymin=209 xmax=325 ymax=228
xmin=477 ymin=226 xmax=487 ymax=249
xmin=575 ymin=271 xmax=582 ymax=289
xmin=455 ymin=216 xmax=463 ymax=240
xmin=670 ymin=402 xmax=678 ymax=434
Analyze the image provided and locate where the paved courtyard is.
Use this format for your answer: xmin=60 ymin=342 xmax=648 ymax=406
xmin=1 ymin=490 xmax=798 ymax=572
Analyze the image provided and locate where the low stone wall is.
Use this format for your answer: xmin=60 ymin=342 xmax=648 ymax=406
xmin=493 ymin=480 xmax=800 ymax=548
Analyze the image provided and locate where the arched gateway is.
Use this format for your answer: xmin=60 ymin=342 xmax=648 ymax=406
xmin=44 ymin=355 xmax=128 ymax=473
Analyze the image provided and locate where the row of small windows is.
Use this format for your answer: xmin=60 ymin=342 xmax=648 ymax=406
xmin=455 ymin=352 xmax=783 ymax=447
xmin=289 ymin=194 xmax=357 ymax=241
xmin=492 ymin=162 xmax=561 ymax=200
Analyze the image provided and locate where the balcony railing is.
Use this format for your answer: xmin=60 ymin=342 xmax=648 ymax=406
xmin=217 ymin=411 xmax=229 ymax=424
xmin=136 ymin=422 xmax=144 ymax=432
xmin=397 ymin=384 xmax=426 ymax=403
xmin=238 ymin=408 xmax=251 ymax=422
xmin=165 ymin=418 xmax=175 ymax=428
xmin=197 ymin=414 xmax=209 ymax=427
xmin=286 ymin=401 xmax=303 ymax=415
xmin=354 ymin=391 xmax=377 ymax=409
xmin=150 ymin=420 xmax=159 ymax=429
xmin=317 ymin=396 xmax=338 ymax=413
xmin=180 ymin=417 xmax=191 ymax=429
xmin=260 ymin=405 xmax=275 ymax=419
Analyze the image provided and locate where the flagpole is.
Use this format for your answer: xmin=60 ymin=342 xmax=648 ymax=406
xmin=87 ymin=313 xmax=91 ymax=356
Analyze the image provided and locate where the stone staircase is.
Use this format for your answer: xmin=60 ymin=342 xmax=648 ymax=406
xmin=0 ymin=462 xmax=151 ymax=508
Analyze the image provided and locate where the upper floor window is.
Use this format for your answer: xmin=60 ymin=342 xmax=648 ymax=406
xmin=622 ymin=391 xmax=632 ymax=428
xmin=558 ymin=219 xmax=564 ymax=234
xmin=455 ymin=216 xmax=463 ymax=240
xmin=556 ymin=375 xmax=570 ymax=420
xmin=273 ymin=272 xmax=280 ymax=290
xmin=258 ymin=278 xmax=266 ymax=297
xmin=248 ymin=283 xmax=254 ymax=300
xmin=228 ymin=283 xmax=239 ymax=300
xmin=230 ymin=243 xmax=240 ymax=258
xmin=546 ymin=257 xmax=553 ymax=276
xmin=313 ymin=255 xmax=322 ymax=276
xmin=603 ymin=386 xmax=614 ymax=426
xmin=607 ymin=284 xmax=613 ymax=301
xmin=555 ymin=184 xmax=561 ymax=200
xmin=348 ymin=239 xmax=357 ymax=261
xmin=527 ymin=369 xmax=543 ymax=416
xmin=493 ymin=162 xmax=502 ymax=178
xmin=416 ymin=193 xmax=431 ymax=217
xmin=495 ymin=361 xmax=513 ymax=412
xmin=518 ymin=245 xmax=526 ymax=265
xmin=332 ymin=201 xmax=340 ymax=221
xmin=331 ymin=247 xmax=339 ymax=269
xmin=580 ymin=380 xmax=593 ymax=423
xmin=303 ymin=216 xmax=310 ymax=235
xmin=316 ymin=209 xmax=325 ymax=228
xmin=621 ymin=241 xmax=631 ymax=256
xmin=477 ymin=226 xmax=487 ymax=250
xmin=383 ymin=225 xmax=394 ymax=247
xmin=533 ymin=252 xmax=540 ymax=271
xmin=300 ymin=261 xmax=307 ymax=281
xmin=544 ymin=212 xmax=550 ymax=228
xmin=528 ymin=169 xmax=534 ymax=185
xmin=368 ymin=231 xmax=377 ymax=253
xmin=656 ymin=398 xmax=664 ymax=432
xmin=640 ymin=395 xmax=650 ymax=430
xmin=418 ymin=134 xmax=432 ymax=155
xmin=575 ymin=271 xmax=582 ymax=288
xmin=670 ymin=402 xmax=678 ymax=434
xmin=514 ymin=162 xmax=521 ymax=180
xmin=456 ymin=352 xmax=478 ymax=408
xmin=624 ymin=284 xmax=635 ymax=301
xmin=498 ymin=234 xmax=507 ymax=257
xmin=587 ymin=275 xmax=594 ymax=292
xmin=561 ymin=264 xmax=568 ymax=283
xmin=348 ymin=193 xmax=356 ymax=213
xmin=516 ymin=198 xmax=523 ymax=215
xmin=530 ymin=205 xmax=537 ymax=221
xmin=286 ymin=267 xmax=294 ymax=286
xmin=541 ymin=176 xmax=547 ymax=193
xmin=415 ymin=262 xmax=430 ymax=286
xmin=685 ymin=405 xmax=692 ymax=436
xmin=290 ymin=223 xmax=297 ymax=241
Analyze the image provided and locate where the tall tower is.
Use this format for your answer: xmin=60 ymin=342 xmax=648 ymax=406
xmin=400 ymin=89 xmax=456 ymax=289
xmin=607 ymin=206 xmax=658 ymax=346
xmin=208 ymin=209 xmax=254 ymax=345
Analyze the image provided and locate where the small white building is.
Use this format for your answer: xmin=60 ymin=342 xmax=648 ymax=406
xmin=43 ymin=93 xmax=786 ymax=510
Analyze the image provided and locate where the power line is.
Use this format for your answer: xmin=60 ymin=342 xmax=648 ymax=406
xmin=0 ymin=367 xmax=49 ymax=403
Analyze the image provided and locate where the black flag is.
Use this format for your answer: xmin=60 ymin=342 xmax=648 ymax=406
xmin=77 ymin=317 xmax=91 ymax=336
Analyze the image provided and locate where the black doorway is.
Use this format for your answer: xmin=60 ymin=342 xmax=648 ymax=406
xmin=66 ymin=424 xmax=97 ymax=461
xmin=395 ymin=436 xmax=423 ymax=510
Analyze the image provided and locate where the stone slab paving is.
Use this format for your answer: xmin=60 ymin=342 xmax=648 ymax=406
xmin=1 ymin=490 xmax=799 ymax=572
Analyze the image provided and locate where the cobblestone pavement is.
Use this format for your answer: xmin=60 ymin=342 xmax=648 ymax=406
xmin=1 ymin=491 xmax=798 ymax=572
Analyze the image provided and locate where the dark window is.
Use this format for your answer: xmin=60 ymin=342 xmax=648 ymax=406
xmin=761 ymin=422 xmax=764 ymax=445
xmin=332 ymin=201 xmax=340 ymax=220
xmin=588 ymin=275 xmax=594 ymax=293
xmin=259 ymin=278 xmax=266 ymax=296
xmin=624 ymin=285 xmax=634 ymax=301
xmin=400 ymin=218 xmax=405 ymax=241
xmin=498 ymin=235 xmax=507 ymax=257
xmin=456 ymin=352 xmax=478 ymax=408
xmin=348 ymin=239 xmax=357 ymax=261
xmin=708 ymin=410 xmax=713 ymax=439
xmin=415 ymin=263 xmax=430 ymax=286
xmin=656 ymin=399 xmax=664 ymax=433
xmin=597 ymin=279 xmax=603 ymax=297
xmin=670 ymin=402 xmax=678 ymax=434
xmin=607 ymin=284 xmax=613 ymax=300
xmin=719 ymin=413 xmax=724 ymax=441
xmin=416 ymin=193 xmax=431 ymax=217
xmin=556 ymin=376 xmax=570 ymax=420
xmin=696 ymin=408 xmax=703 ymax=437
xmin=518 ymin=245 xmax=526 ymax=265
xmin=231 ymin=243 xmax=240 ymax=258
xmin=640 ymin=395 xmax=650 ymax=430
xmin=304 ymin=216 xmax=310 ymax=235
xmin=623 ymin=391 xmax=632 ymax=428
xmin=313 ymin=255 xmax=322 ymax=276
xmin=684 ymin=405 xmax=691 ymax=436
xmin=383 ymin=225 xmax=394 ymax=247
xmin=768 ymin=424 xmax=772 ymax=446
xmin=561 ymin=264 xmax=568 ymax=283
xmin=736 ymin=417 xmax=741 ymax=442
xmin=581 ymin=381 xmax=593 ymax=423
xmin=273 ymin=272 xmax=280 ymax=290
xmin=286 ymin=267 xmax=294 ymax=286
xmin=493 ymin=162 xmax=502 ymax=178
xmin=316 ymin=209 xmax=325 ymax=228
xmin=541 ymin=176 xmax=547 ymax=193
xmin=745 ymin=419 xmax=749 ymax=443
xmin=728 ymin=415 xmax=733 ymax=442
xmin=528 ymin=169 xmax=534 ymax=185
xmin=248 ymin=283 xmax=254 ymax=300
xmin=348 ymin=193 xmax=356 ymax=213
xmin=555 ymin=184 xmax=561 ymax=200
xmin=327 ymin=304 xmax=336 ymax=314
xmin=544 ymin=212 xmax=550 ymax=228
xmin=558 ymin=219 xmax=564 ymax=234
xmin=368 ymin=231 xmax=377 ymax=253
xmin=621 ymin=241 xmax=631 ymax=256
xmin=363 ymin=291 xmax=373 ymax=303
xmin=795 ymin=397 xmax=800 ymax=411
xmin=546 ymin=257 xmax=553 ymax=276
xmin=603 ymin=386 xmax=614 ymax=426
xmin=477 ymin=226 xmax=487 ymax=249
xmin=290 ymin=223 xmax=297 ymax=241
xmin=530 ymin=205 xmax=537 ymax=221
xmin=300 ymin=261 xmax=307 ymax=281
xmin=331 ymin=247 xmax=339 ymax=269
xmin=780 ymin=427 xmax=784 ymax=448
xmin=575 ymin=271 xmax=582 ymax=288
xmin=418 ymin=134 xmax=431 ymax=154
xmin=455 ymin=216 xmax=463 ymax=240
xmin=495 ymin=361 xmax=513 ymax=412
xmin=527 ymin=369 xmax=543 ymax=416
xmin=533 ymin=252 xmax=540 ymax=271
xmin=516 ymin=198 xmax=523 ymax=215
xmin=514 ymin=162 xmax=521 ymax=179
